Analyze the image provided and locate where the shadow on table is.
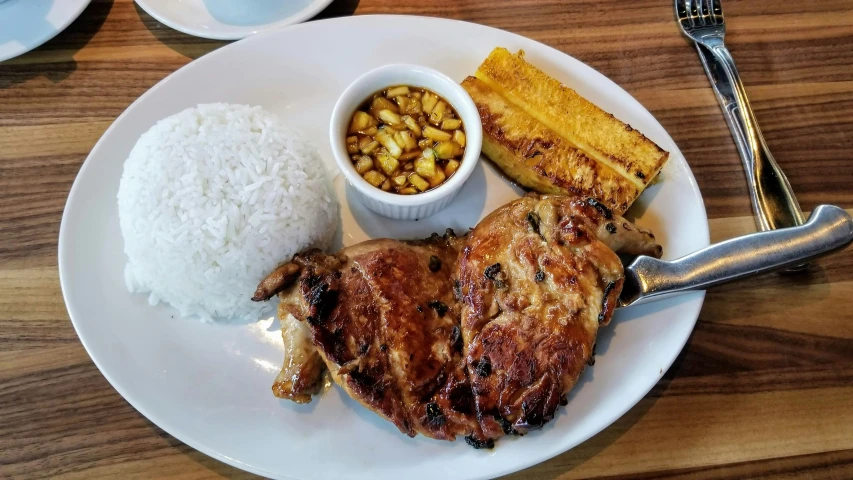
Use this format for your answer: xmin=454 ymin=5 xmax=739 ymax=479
xmin=0 ymin=0 xmax=113 ymax=88
xmin=134 ymin=0 xmax=359 ymax=60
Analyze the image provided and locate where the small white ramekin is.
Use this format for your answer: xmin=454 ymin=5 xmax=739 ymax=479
xmin=329 ymin=64 xmax=482 ymax=220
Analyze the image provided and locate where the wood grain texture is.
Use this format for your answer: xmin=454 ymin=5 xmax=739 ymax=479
xmin=1 ymin=0 xmax=852 ymax=478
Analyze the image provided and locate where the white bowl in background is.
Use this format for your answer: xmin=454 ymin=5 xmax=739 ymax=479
xmin=329 ymin=64 xmax=483 ymax=220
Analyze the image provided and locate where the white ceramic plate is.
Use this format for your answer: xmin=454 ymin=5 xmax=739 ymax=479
xmin=0 ymin=0 xmax=90 ymax=63
xmin=59 ymin=15 xmax=709 ymax=480
xmin=134 ymin=0 xmax=334 ymax=40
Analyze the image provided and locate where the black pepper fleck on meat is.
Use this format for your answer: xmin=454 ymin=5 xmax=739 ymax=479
xmin=380 ymin=344 xmax=388 ymax=352
xmin=426 ymin=402 xmax=446 ymax=426
xmin=526 ymin=211 xmax=541 ymax=236
xmin=484 ymin=263 xmax=501 ymax=280
xmin=428 ymin=255 xmax=442 ymax=272
xmin=359 ymin=343 xmax=369 ymax=355
xmin=453 ymin=279 xmax=462 ymax=300
xmin=464 ymin=435 xmax=494 ymax=449
xmin=636 ymin=171 xmax=646 ymax=179
xmin=428 ymin=300 xmax=448 ymax=317
xmin=450 ymin=325 xmax=463 ymax=352
xmin=586 ymin=197 xmax=613 ymax=219
xmin=605 ymin=222 xmax=617 ymax=234
xmin=559 ymin=395 xmax=568 ymax=406
xmin=416 ymin=305 xmax=423 ymax=313
xmin=475 ymin=356 xmax=492 ymax=377
xmin=535 ymin=270 xmax=545 ymax=282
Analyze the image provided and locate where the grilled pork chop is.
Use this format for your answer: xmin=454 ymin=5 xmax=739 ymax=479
xmin=458 ymin=195 xmax=661 ymax=439
xmin=253 ymin=194 xmax=661 ymax=446
xmin=254 ymin=231 xmax=488 ymax=442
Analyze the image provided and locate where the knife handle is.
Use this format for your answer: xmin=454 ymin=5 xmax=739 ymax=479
xmin=622 ymin=205 xmax=853 ymax=305
xmin=696 ymin=42 xmax=806 ymax=232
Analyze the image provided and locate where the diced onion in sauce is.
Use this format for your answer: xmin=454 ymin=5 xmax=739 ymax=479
xmin=347 ymin=85 xmax=465 ymax=194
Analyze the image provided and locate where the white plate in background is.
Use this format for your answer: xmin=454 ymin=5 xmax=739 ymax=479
xmin=134 ymin=0 xmax=334 ymax=40
xmin=0 ymin=0 xmax=90 ymax=63
xmin=59 ymin=15 xmax=709 ymax=480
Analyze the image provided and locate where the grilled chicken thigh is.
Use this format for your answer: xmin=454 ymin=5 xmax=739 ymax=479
xmin=457 ymin=195 xmax=660 ymax=439
xmin=253 ymin=194 xmax=661 ymax=446
xmin=255 ymin=231 xmax=488 ymax=442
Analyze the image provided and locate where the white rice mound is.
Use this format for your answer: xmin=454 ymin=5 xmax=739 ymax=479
xmin=117 ymin=103 xmax=338 ymax=322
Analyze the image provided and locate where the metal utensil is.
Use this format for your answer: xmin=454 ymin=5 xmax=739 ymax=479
xmin=675 ymin=0 xmax=805 ymax=232
xmin=619 ymin=205 xmax=853 ymax=307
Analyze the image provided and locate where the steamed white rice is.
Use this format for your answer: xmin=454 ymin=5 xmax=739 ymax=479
xmin=117 ymin=103 xmax=337 ymax=322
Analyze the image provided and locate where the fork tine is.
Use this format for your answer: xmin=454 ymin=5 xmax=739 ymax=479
xmin=675 ymin=0 xmax=688 ymax=24
xmin=711 ymin=0 xmax=724 ymax=24
xmin=702 ymin=0 xmax=713 ymax=25
xmin=687 ymin=0 xmax=702 ymax=27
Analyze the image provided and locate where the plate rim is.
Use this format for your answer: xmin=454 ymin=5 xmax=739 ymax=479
xmin=59 ymin=14 xmax=710 ymax=480
xmin=133 ymin=0 xmax=335 ymax=40
xmin=0 ymin=0 xmax=91 ymax=63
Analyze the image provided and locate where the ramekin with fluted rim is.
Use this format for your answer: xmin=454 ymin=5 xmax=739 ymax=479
xmin=329 ymin=64 xmax=482 ymax=220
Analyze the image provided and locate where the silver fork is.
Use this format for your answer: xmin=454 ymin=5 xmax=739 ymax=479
xmin=675 ymin=0 xmax=805 ymax=233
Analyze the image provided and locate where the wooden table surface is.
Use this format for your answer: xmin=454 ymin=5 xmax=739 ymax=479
xmin=2 ymin=0 xmax=852 ymax=478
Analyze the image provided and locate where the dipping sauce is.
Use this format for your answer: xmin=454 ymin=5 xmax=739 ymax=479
xmin=347 ymin=85 xmax=466 ymax=194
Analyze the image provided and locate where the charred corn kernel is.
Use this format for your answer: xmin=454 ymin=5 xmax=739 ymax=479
xmin=363 ymin=170 xmax=386 ymax=187
xmin=381 ymin=179 xmax=391 ymax=191
xmin=375 ymin=128 xmax=402 ymax=158
xmin=423 ymin=126 xmax=452 ymax=142
xmin=355 ymin=156 xmax=374 ymax=174
xmin=433 ymin=142 xmax=456 ymax=159
xmin=422 ymin=92 xmax=438 ymax=114
xmin=408 ymin=173 xmax=430 ymax=191
xmin=440 ymin=118 xmax=462 ymax=130
xmin=360 ymin=140 xmax=379 ymax=155
xmin=444 ymin=159 xmax=460 ymax=177
xmin=349 ymin=111 xmax=376 ymax=134
xmin=386 ymin=86 xmax=410 ymax=97
xmin=403 ymin=115 xmax=421 ymax=136
xmin=378 ymin=109 xmax=402 ymax=126
xmin=399 ymin=187 xmax=418 ymax=195
xmin=392 ymin=175 xmax=408 ymax=187
xmin=429 ymin=101 xmax=447 ymax=125
xmin=375 ymin=151 xmax=399 ymax=175
xmin=453 ymin=129 xmax=466 ymax=147
xmin=414 ymin=156 xmax=436 ymax=179
xmin=369 ymin=97 xmax=398 ymax=117
xmin=428 ymin=167 xmax=446 ymax=187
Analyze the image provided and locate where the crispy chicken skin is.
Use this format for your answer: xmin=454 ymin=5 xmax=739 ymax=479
xmin=258 ymin=231 xmax=489 ymax=443
xmin=271 ymin=312 xmax=326 ymax=403
xmin=457 ymin=194 xmax=660 ymax=439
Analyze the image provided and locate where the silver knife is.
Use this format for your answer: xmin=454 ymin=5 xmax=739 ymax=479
xmin=619 ymin=205 xmax=853 ymax=307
